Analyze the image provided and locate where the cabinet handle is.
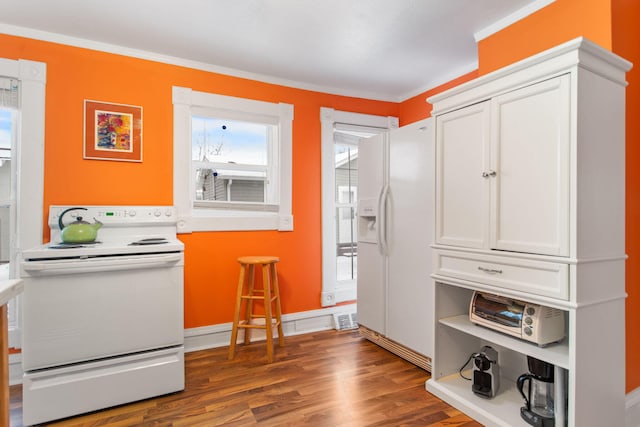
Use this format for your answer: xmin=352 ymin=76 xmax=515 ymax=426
xmin=481 ymin=170 xmax=497 ymax=178
xmin=478 ymin=266 xmax=503 ymax=274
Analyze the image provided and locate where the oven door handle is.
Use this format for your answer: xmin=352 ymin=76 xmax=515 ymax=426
xmin=22 ymin=253 xmax=183 ymax=275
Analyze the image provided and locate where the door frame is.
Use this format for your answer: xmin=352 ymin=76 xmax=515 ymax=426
xmin=319 ymin=107 xmax=397 ymax=306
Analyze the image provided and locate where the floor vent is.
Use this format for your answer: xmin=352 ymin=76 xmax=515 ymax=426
xmin=333 ymin=312 xmax=358 ymax=330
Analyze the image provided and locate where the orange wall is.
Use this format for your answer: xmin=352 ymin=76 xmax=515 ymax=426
xmin=400 ymin=0 xmax=640 ymax=393
xmin=477 ymin=0 xmax=613 ymax=74
xmin=398 ymin=71 xmax=478 ymax=126
xmin=0 ymin=34 xmax=399 ymax=328
xmin=613 ymin=0 xmax=640 ymax=393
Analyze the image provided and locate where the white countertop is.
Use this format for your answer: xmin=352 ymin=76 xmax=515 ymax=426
xmin=0 ymin=279 xmax=22 ymax=306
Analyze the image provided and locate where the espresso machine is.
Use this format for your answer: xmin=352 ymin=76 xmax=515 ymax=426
xmin=517 ymin=356 xmax=557 ymax=427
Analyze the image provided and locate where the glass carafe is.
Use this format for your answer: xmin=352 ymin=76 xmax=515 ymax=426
xmin=517 ymin=356 xmax=555 ymax=427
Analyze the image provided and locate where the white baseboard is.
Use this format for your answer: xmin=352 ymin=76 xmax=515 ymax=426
xmin=183 ymin=304 xmax=356 ymax=352
xmin=627 ymin=386 xmax=640 ymax=427
xmin=9 ymin=304 xmax=356 ymax=385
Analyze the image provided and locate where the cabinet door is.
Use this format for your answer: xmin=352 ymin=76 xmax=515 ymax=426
xmin=490 ymin=75 xmax=570 ymax=256
xmin=435 ymin=101 xmax=491 ymax=249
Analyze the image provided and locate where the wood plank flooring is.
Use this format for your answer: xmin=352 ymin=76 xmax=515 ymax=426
xmin=9 ymin=330 xmax=482 ymax=426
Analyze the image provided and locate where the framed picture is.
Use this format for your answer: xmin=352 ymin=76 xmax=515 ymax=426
xmin=84 ymin=100 xmax=143 ymax=162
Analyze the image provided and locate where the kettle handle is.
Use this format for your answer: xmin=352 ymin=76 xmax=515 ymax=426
xmin=517 ymin=373 xmax=533 ymax=409
xmin=58 ymin=207 xmax=88 ymax=230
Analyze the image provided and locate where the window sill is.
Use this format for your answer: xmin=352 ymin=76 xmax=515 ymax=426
xmin=177 ymin=210 xmax=293 ymax=233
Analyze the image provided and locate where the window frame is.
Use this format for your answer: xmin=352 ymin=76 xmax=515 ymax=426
xmin=0 ymin=58 xmax=47 ymax=348
xmin=173 ymin=87 xmax=294 ymax=232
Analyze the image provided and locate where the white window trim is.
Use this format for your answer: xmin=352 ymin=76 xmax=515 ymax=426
xmin=0 ymin=58 xmax=47 ymax=348
xmin=173 ymin=87 xmax=293 ymax=232
xmin=320 ymin=107 xmax=397 ymax=306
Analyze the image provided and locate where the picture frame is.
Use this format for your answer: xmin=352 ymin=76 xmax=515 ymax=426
xmin=84 ymin=100 xmax=143 ymax=162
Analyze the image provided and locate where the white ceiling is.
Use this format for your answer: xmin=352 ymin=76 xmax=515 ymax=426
xmin=0 ymin=0 xmax=552 ymax=101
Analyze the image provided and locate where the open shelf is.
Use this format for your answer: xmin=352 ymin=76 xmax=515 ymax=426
xmin=439 ymin=314 xmax=569 ymax=369
xmin=426 ymin=372 xmax=531 ymax=427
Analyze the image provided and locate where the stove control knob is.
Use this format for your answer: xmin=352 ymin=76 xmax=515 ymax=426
xmin=128 ymin=210 xmax=136 ymax=217
xmin=154 ymin=209 xmax=161 ymax=217
xmin=165 ymin=209 xmax=173 ymax=217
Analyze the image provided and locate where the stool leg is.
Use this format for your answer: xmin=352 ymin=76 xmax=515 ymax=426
xmin=263 ymin=263 xmax=274 ymax=363
xmin=229 ymin=263 xmax=246 ymax=360
xmin=271 ymin=262 xmax=285 ymax=347
xmin=244 ymin=264 xmax=256 ymax=345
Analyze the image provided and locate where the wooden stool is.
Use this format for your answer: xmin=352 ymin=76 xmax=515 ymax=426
xmin=228 ymin=256 xmax=284 ymax=363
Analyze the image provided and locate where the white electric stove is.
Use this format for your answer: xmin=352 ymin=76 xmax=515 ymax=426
xmin=20 ymin=206 xmax=185 ymax=426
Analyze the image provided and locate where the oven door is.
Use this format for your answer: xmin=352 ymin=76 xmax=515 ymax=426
xmin=21 ymin=252 xmax=184 ymax=371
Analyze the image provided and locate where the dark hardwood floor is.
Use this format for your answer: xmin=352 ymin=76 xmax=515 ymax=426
xmin=10 ymin=330 xmax=482 ymax=426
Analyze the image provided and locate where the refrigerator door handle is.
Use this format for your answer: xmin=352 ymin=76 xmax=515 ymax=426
xmin=378 ymin=183 xmax=390 ymax=256
xmin=376 ymin=185 xmax=384 ymax=255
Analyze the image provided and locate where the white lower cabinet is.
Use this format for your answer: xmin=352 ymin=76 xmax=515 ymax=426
xmin=428 ymin=282 xmax=570 ymax=427
xmin=427 ymin=38 xmax=631 ymax=427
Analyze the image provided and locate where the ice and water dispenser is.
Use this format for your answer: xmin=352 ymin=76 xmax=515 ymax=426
xmin=358 ymin=197 xmax=378 ymax=243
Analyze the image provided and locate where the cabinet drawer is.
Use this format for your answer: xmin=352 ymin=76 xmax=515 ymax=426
xmin=434 ymin=250 xmax=569 ymax=300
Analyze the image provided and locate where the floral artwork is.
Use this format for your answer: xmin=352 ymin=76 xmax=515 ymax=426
xmin=95 ymin=110 xmax=133 ymax=152
xmin=84 ymin=100 xmax=143 ymax=162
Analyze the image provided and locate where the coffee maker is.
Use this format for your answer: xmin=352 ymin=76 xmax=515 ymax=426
xmin=517 ymin=356 xmax=556 ymax=427
xmin=471 ymin=346 xmax=500 ymax=398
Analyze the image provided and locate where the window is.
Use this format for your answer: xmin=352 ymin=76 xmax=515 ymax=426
xmin=193 ymin=117 xmax=271 ymax=206
xmin=0 ymin=108 xmax=15 ymax=262
xmin=173 ymin=87 xmax=293 ymax=232
xmin=320 ymin=108 xmax=397 ymax=306
xmin=0 ymin=107 xmax=15 ymax=343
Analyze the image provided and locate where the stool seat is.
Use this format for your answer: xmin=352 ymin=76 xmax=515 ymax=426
xmin=228 ymin=256 xmax=284 ymax=363
xmin=237 ymin=255 xmax=280 ymax=264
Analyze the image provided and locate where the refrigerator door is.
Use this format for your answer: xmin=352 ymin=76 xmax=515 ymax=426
xmin=356 ymin=241 xmax=385 ymax=333
xmin=386 ymin=118 xmax=434 ymax=357
xmin=357 ymin=132 xmax=385 ymax=245
xmin=357 ymin=132 xmax=386 ymax=333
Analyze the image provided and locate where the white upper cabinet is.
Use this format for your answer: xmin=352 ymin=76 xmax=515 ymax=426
xmin=435 ymin=101 xmax=490 ymax=250
xmin=490 ymin=74 xmax=571 ymax=256
xmin=436 ymin=74 xmax=571 ymax=257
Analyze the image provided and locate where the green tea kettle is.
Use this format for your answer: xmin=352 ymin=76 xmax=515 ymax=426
xmin=58 ymin=207 xmax=103 ymax=243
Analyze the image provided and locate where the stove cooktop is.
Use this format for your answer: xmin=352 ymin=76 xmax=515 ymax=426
xmin=23 ymin=237 xmax=184 ymax=261
xmin=23 ymin=205 xmax=184 ymax=261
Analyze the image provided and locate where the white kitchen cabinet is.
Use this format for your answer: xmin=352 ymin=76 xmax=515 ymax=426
xmin=436 ymin=75 xmax=570 ymax=257
xmin=427 ymin=38 xmax=631 ymax=427
xmin=435 ymin=101 xmax=490 ymax=250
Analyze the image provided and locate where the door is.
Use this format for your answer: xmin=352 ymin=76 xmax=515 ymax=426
xmin=435 ymin=101 xmax=491 ymax=249
xmin=356 ymin=133 xmax=385 ymax=334
xmin=386 ymin=118 xmax=434 ymax=357
xmin=490 ymin=75 xmax=570 ymax=256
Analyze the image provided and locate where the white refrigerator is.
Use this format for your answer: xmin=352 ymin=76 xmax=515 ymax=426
xmin=356 ymin=117 xmax=434 ymax=365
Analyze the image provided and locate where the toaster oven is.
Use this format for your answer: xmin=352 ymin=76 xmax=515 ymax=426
xmin=469 ymin=291 xmax=565 ymax=346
